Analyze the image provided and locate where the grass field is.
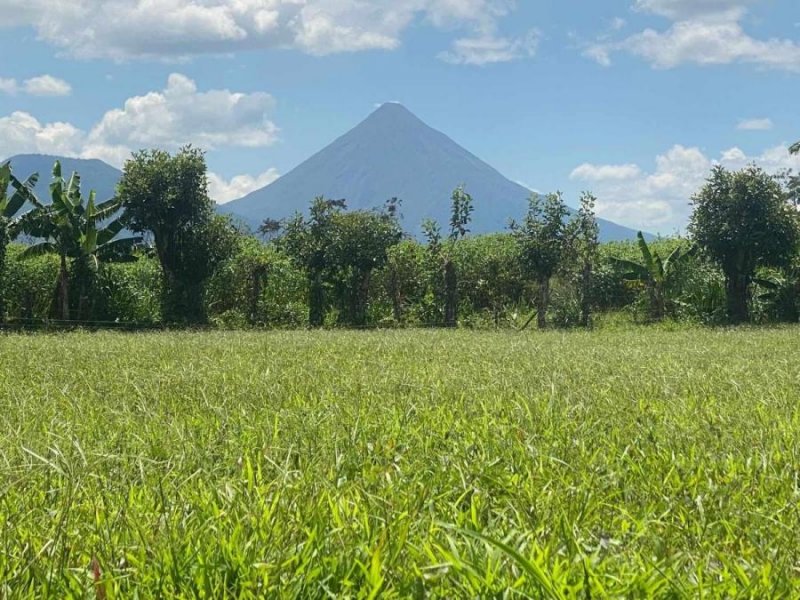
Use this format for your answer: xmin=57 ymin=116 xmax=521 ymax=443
xmin=2 ymin=328 xmax=800 ymax=598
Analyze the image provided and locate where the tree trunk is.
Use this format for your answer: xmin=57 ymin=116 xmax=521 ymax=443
xmin=443 ymin=259 xmax=457 ymax=328
xmin=0 ymin=245 xmax=6 ymax=324
xmin=536 ymin=277 xmax=550 ymax=330
xmin=579 ymin=262 xmax=592 ymax=328
xmin=249 ymin=265 xmax=267 ymax=325
xmin=725 ymin=273 xmax=750 ymax=324
xmin=308 ymin=270 xmax=325 ymax=328
xmin=161 ymin=270 xmax=206 ymax=325
xmin=57 ymin=254 xmax=70 ymax=321
xmin=350 ymin=269 xmax=372 ymax=328
xmin=389 ymin=267 xmax=403 ymax=324
xmin=73 ymin=258 xmax=92 ymax=322
xmin=645 ymin=280 xmax=664 ymax=321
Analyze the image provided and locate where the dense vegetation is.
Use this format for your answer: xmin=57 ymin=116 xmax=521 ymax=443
xmin=3 ymin=328 xmax=800 ymax=597
xmin=2 ymin=145 xmax=800 ymax=330
xmin=1 ymin=143 xmax=799 ymax=598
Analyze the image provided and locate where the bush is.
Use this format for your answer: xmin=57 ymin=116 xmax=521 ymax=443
xmin=93 ymin=258 xmax=163 ymax=324
xmin=2 ymin=244 xmax=59 ymax=321
xmin=206 ymin=237 xmax=307 ymax=328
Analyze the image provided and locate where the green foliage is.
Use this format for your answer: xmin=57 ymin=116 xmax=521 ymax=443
xmin=610 ymin=232 xmax=695 ymax=320
xmin=566 ymin=192 xmax=600 ymax=327
xmin=1 ymin=244 xmax=59 ymax=321
xmin=18 ymin=161 xmax=140 ymax=321
xmin=379 ymin=239 xmax=428 ymax=324
xmin=512 ymin=192 xmax=571 ymax=329
xmin=447 ymin=185 xmax=474 ymax=242
xmin=1 ymin=244 xmax=161 ymax=325
xmin=279 ymin=197 xmax=402 ymax=327
xmin=118 ymin=147 xmax=235 ymax=324
xmin=752 ymin=264 xmax=800 ymax=324
xmin=93 ymin=258 xmax=163 ymax=324
xmin=206 ymin=236 xmax=307 ymax=327
xmin=0 ymin=163 xmax=39 ymax=320
xmin=421 ymin=186 xmax=475 ymax=327
xmin=690 ymin=165 xmax=800 ymax=323
xmin=4 ymin=328 xmax=800 ymax=596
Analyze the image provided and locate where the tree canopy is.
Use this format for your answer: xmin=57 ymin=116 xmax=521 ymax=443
xmin=117 ymin=146 xmax=237 ymax=324
xmin=689 ymin=165 xmax=799 ymax=323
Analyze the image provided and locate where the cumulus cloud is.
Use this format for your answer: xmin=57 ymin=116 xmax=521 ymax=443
xmin=0 ymin=111 xmax=84 ymax=158
xmin=0 ymin=74 xmax=281 ymax=205
xmin=0 ymin=0 xmax=530 ymax=63
xmin=586 ymin=0 xmax=800 ymax=72
xmin=208 ymin=168 xmax=281 ymax=203
xmin=0 ymin=74 xmax=72 ymax=96
xmin=84 ymin=73 xmax=278 ymax=165
xmin=439 ymin=29 xmax=540 ymax=65
xmin=570 ymin=143 xmax=800 ymax=233
xmin=737 ymin=117 xmax=773 ymax=131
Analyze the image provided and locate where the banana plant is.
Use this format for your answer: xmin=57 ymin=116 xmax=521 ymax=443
xmin=19 ymin=161 xmax=141 ymax=321
xmin=0 ymin=162 xmax=38 ymax=320
xmin=611 ymin=232 xmax=695 ymax=320
xmin=1 ymin=162 xmax=38 ymax=221
xmin=754 ymin=269 xmax=799 ymax=323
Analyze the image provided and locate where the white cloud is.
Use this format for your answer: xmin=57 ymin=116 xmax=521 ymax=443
xmin=23 ymin=75 xmax=72 ymax=96
xmin=1 ymin=74 xmax=277 ymax=163
xmin=571 ymin=144 xmax=800 ymax=233
xmin=208 ymin=168 xmax=281 ymax=203
xmin=439 ymin=29 xmax=540 ymax=65
xmin=82 ymin=73 xmax=278 ymax=166
xmin=587 ymin=0 xmax=800 ymax=72
xmin=633 ymin=0 xmax=755 ymax=20
xmin=0 ymin=74 xmax=72 ymax=96
xmin=0 ymin=75 xmax=282 ymax=206
xmin=737 ymin=117 xmax=773 ymax=131
xmin=0 ymin=111 xmax=85 ymax=158
xmin=570 ymin=163 xmax=642 ymax=181
xmin=0 ymin=0 xmax=529 ymax=63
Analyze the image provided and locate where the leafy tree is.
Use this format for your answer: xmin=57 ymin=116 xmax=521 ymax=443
xmin=328 ymin=199 xmax=403 ymax=326
xmin=117 ymin=146 xmax=236 ymax=324
xmin=0 ymin=163 xmax=37 ymax=320
xmin=790 ymin=141 xmax=799 ymax=155
xmin=279 ymin=197 xmax=346 ymax=327
xmin=280 ymin=197 xmax=402 ymax=327
xmin=423 ymin=186 xmax=474 ymax=327
xmin=512 ymin=192 xmax=570 ymax=329
xmin=383 ymin=239 xmax=427 ymax=324
xmin=689 ymin=165 xmax=799 ymax=323
xmin=258 ymin=218 xmax=283 ymax=241
xmin=19 ymin=162 xmax=140 ymax=321
xmin=610 ymin=232 xmax=695 ymax=320
xmin=567 ymin=192 xmax=600 ymax=327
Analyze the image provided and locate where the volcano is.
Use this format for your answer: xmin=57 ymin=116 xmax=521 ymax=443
xmin=221 ymin=103 xmax=640 ymax=241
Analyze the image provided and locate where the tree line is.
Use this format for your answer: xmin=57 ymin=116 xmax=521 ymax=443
xmin=1 ymin=142 xmax=799 ymax=329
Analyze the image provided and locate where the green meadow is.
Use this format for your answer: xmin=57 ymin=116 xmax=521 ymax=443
xmin=2 ymin=328 xmax=800 ymax=598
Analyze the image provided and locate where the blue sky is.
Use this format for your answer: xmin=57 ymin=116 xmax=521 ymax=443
xmin=1 ymin=0 xmax=799 ymax=234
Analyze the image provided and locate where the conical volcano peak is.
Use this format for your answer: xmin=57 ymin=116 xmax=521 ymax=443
xmin=221 ymin=104 xmax=641 ymax=241
xmin=371 ymin=101 xmax=411 ymax=115
xmin=359 ymin=102 xmax=426 ymax=131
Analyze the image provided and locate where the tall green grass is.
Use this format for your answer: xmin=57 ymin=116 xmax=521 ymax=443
xmin=2 ymin=328 xmax=799 ymax=597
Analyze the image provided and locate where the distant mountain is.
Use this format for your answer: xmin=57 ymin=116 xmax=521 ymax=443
xmin=222 ymin=103 xmax=641 ymax=241
xmin=2 ymin=154 xmax=122 ymax=201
